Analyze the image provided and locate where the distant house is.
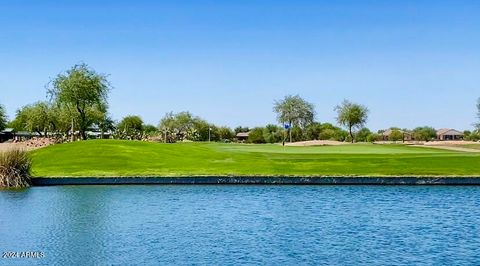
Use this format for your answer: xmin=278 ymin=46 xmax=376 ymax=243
xmin=87 ymin=131 xmax=113 ymax=139
xmin=15 ymin=131 xmax=40 ymax=141
xmin=436 ymin=128 xmax=463 ymax=141
xmin=236 ymin=132 xmax=250 ymax=142
xmin=0 ymin=128 xmax=15 ymax=143
xmin=381 ymin=129 xmax=412 ymax=142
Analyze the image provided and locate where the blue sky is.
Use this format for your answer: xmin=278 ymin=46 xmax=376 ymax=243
xmin=1 ymin=0 xmax=479 ymax=131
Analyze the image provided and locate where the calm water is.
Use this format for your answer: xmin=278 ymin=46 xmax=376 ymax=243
xmin=1 ymin=186 xmax=480 ymax=265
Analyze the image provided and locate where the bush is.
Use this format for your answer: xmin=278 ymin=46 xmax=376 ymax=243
xmin=367 ymin=133 xmax=380 ymax=143
xmin=355 ymin=128 xmax=372 ymax=142
xmin=413 ymin=126 xmax=436 ymax=142
xmin=263 ymin=124 xmax=282 ymax=143
xmin=319 ymin=128 xmax=335 ymax=140
xmin=290 ymin=127 xmax=305 ymax=142
xmin=466 ymin=131 xmax=480 ymax=141
xmin=0 ymin=149 xmax=32 ymax=189
xmin=117 ymin=115 xmax=144 ymax=140
xmin=390 ymin=129 xmax=404 ymax=142
xmin=247 ymin=127 xmax=266 ymax=144
xmin=217 ymin=127 xmax=235 ymax=141
xmin=305 ymin=122 xmax=322 ymax=140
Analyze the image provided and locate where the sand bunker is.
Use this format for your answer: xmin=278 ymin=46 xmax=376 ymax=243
xmin=284 ymin=140 xmax=348 ymax=146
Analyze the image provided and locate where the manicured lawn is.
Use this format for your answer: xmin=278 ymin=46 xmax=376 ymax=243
xmin=30 ymin=140 xmax=480 ymax=177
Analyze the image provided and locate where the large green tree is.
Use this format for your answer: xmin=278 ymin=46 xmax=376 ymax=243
xmin=413 ymin=126 xmax=436 ymax=142
xmin=117 ymin=115 xmax=144 ymax=140
xmin=217 ymin=126 xmax=235 ymax=141
xmin=158 ymin=111 xmax=199 ymax=142
xmin=0 ymin=104 xmax=7 ymax=131
xmin=11 ymin=102 xmax=52 ymax=136
xmin=335 ymin=100 xmax=369 ymax=143
xmin=273 ymin=95 xmax=315 ymax=142
xmin=389 ymin=129 xmax=404 ymax=142
xmin=355 ymin=128 xmax=372 ymax=142
xmin=48 ymin=64 xmax=111 ymax=140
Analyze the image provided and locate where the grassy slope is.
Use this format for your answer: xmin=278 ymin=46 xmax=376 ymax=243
xmin=30 ymin=140 xmax=480 ymax=177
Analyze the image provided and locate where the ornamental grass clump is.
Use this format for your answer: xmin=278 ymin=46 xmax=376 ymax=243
xmin=0 ymin=149 xmax=32 ymax=189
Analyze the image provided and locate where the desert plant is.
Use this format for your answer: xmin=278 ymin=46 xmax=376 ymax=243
xmin=0 ymin=149 xmax=32 ymax=189
xmin=335 ymin=99 xmax=369 ymax=143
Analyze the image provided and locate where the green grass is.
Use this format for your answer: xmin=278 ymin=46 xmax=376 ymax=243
xmin=30 ymin=140 xmax=480 ymax=177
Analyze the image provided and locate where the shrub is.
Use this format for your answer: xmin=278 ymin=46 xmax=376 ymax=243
xmin=413 ymin=126 xmax=436 ymax=142
xmin=263 ymin=124 xmax=282 ymax=143
xmin=117 ymin=115 xmax=144 ymax=140
xmin=305 ymin=122 xmax=322 ymax=140
xmin=290 ymin=127 xmax=305 ymax=142
xmin=367 ymin=133 xmax=380 ymax=143
xmin=355 ymin=128 xmax=372 ymax=142
xmin=0 ymin=149 xmax=32 ymax=189
xmin=334 ymin=129 xmax=349 ymax=142
xmin=466 ymin=131 xmax=480 ymax=141
xmin=217 ymin=127 xmax=235 ymax=141
xmin=247 ymin=127 xmax=266 ymax=143
xmin=390 ymin=129 xmax=404 ymax=142
xmin=319 ymin=128 xmax=335 ymax=140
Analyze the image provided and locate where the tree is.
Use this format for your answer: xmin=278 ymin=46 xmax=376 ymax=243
xmin=389 ymin=129 xmax=404 ymax=142
xmin=48 ymin=64 xmax=111 ymax=140
xmin=0 ymin=104 xmax=7 ymax=131
xmin=97 ymin=115 xmax=116 ymax=139
xmin=273 ymin=95 xmax=315 ymax=142
xmin=217 ymin=127 xmax=235 ymax=141
xmin=11 ymin=102 xmax=52 ymax=136
xmin=355 ymin=128 xmax=372 ymax=142
xmin=117 ymin=115 xmax=144 ymax=140
xmin=193 ymin=119 xmax=215 ymax=141
xmin=263 ymin=124 xmax=282 ymax=143
xmin=158 ymin=111 xmax=211 ymax=142
xmin=413 ymin=126 xmax=436 ymax=142
xmin=49 ymin=104 xmax=78 ymax=139
xmin=335 ymin=100 xmax=369 ymax=143
xmin=247 ymin=127 xmax=266 ymax=144
xmin=143 ymin=124 xmax=159 ymax=137
xmin=234 ymin=126 xmax=249 ymax=134
xmin=467 ymin=131 xmax=480 ymax=141
xmin=305 ymin=122 xmax=322 ymax=140
xmin=367 ymin=133 xmax=380 ymax=143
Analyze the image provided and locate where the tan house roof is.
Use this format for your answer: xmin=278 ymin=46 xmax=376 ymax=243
xmin=236 ymin=132 xmax=250 ymax=138
xmin=382 ymin=129 xmax=411 ymax=136
xmin=436 ymin=128 xmax=463 ymax=136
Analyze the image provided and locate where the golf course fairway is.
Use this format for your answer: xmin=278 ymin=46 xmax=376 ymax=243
xmin=30 ymin=140 xmax=480 ymax=177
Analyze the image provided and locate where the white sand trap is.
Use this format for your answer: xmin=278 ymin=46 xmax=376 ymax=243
xmin=413 ymin=141 xmax=480 ymax=153
xmin=284 ymin=140 xmax=349 ymax=146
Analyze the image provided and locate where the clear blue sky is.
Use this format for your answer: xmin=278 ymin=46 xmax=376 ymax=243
xmin=1 ymin=0 xmax=479 ymax=131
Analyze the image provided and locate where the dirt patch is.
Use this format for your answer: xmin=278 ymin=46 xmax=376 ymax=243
xmin=0 ymin=138 xmax=56 ymax=152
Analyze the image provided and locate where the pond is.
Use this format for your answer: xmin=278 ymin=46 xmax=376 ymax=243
xmin=1 ymin=185 xmax=480 ymax=265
